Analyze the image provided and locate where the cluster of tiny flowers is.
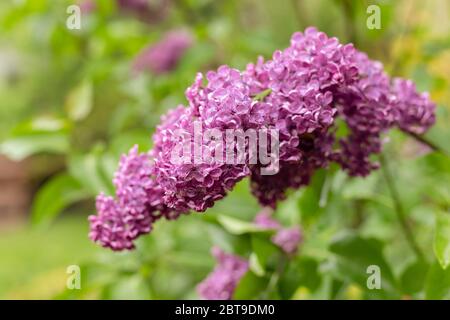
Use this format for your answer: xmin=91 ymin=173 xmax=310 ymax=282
xmin=391 ymin=78 xmax=436 ymax=135
xmin=245 ymin=29 xmax=356 ymax=204
xmin=197 ymin=211 xmax=302 ymax=300
xmin=89 ymin=146 xmax=173 ymax=250
xmin=133 ymin=29 xmax=193 ymax=75
xmin=89 ymin=27 xmax=435 ymax=250
xmin=272 ymin=228 xmax=303 ymax=254
xmin=117 ymin=0 xmax=171 ymax=24
xmin=197 ymin=247 xmax=249 ymax=300
xmin=152 ymin=67 xmax=253 ymax=212
xmin=245 ymin=28 xmax=434 ymax=201
xmin=254 ymin=208 xmax=303 ymax=254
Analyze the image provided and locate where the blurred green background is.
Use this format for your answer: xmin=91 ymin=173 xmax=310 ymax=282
xmin=0 ymin=0 xmax=449 ymax=299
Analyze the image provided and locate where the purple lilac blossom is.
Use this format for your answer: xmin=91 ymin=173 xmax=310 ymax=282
xmin=197 ymin=247 xmax=249 ymax=300
xmin=90 ymin=27 xmax=436 ymax=250
xmin=244 ymin=28 xmax=357 ymax=205
xmin=117 ymin=0 xmax=170 ymax=24
xmin=254 ymin=209 xmax=303 ymax=254
xmin=271 ymin=227 xmax=303 ymax=255
xmin=253 ymin=208 xmax=281 ymax=229
xmin=391 ymin=78 xmax=436 ymax=134
xmin=133 ymin=30 xmax=193 ymax=75
xmin=89 ymin=146 xmax=176 ymax=250
xmin=152 ymin=66 xmax=253 ymax=212
xmin=246 ymin=27 xmax=435 ymax=203
xmin=330 ymin=50 xmax=394 ymax=176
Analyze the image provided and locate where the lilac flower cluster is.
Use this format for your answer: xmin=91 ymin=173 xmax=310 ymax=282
xmin=254 ymin=209 xmax=303 ymax=254
xmin=89 ymin=27 xmax=436 ymax=251
xmin=197 ymin=247 xmax=249 ymax=300
xmin=133 ymin=30 xmax=193 ymax=75
xmin=152 ymin=67 xmax=252 ymax=212
xmin=272 ymin=228 xmax=303 ymax=255
xmin=89 ymin=146 xmax=173 ymax=250
xmin=117 ymin=0 xmax=170 ymax=24
xmin=245 ymin=28 xmax=435 ymax=201
xmin=391 ymin=78 xmax=436 ymax=135
xmin=244 ymin=30 xmax=359 ymax=203
xmin=197 ymin=211 xmax=302 ymax=300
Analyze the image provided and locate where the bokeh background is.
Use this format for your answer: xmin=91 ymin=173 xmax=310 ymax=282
xmin=0 ymin=0 xmax=449 ymax=299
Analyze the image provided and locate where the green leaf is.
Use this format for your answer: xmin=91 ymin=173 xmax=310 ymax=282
xmin=107 ymin=275 xmax=151 ymax=299
xmin=0 ymin=133 xmax=69 ymax=161
xmin=12 ymin=116 xmax=70 ymax=135
xmin=31 ymin=173 xmax=89 ymax=225
xmin=425 ymin=261 xmax=450 ymax=299
xmin=206 ymin=224 xmax=251 ymax=256
xmin=434 ymin=211 xmax=450 ymax=269
xmin=341 ymin=173 xmax=379 ymax=200
xmin=297 ymin=170 xmax=326 ymax=224
xmin=109 ymin=131 xmax=152 ymax=157
xmin=210 ymin=179 xmax=260 ymax=221
xmin=400 ymin=260 xmax=429 ymax=295
xmin=68 ymin=150 xmax=114 ymax=196
xmin=233 ymin=271 xmax=269 ymax=300
xmin=329 ymin=233 xmax=398 ymax=295
xmin=249 ymin=253 xmax=265 ymax=276
xmin=0 ymin=116 xmax=71 ymax=160
xmin=65 ymin=79 xmax=93 ymax=121
xmin=278 ymin=256 xmax=321 ymax=299
xmin=217 ymin=215 xmax=267 ymax=235
xmin=250 ymin=234 xmax=280 ymax=274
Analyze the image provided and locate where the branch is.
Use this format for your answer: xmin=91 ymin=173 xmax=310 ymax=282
xmin=379 ymin=154 xmax=426 ymax=262
xmin=405 ymin=131 xmax=448 ymax=156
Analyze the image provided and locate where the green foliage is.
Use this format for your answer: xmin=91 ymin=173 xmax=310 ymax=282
xmin=234 ymin=271 xmax=269 ymax=300
xmin=400 ymin=260 xmax=428 ymax=295
xmin=329 ymin=233 xmax=398 ymax=297
xmin=425 ymin=262 xmax=450 ymax=300
xmin=31 ymin=173 xmax=89 ymax=226
xmin=278 ymin=256 xmax=321 ymax=299
xmin=434 ymin=211 xmax=450 ymax=270
xmin=0 ymin=117 xmax=70 ymax=161
xmin=65 ymin=79 xmax=93 ymax=122
xmin=217 ymin=215 xmax=267 ymax=235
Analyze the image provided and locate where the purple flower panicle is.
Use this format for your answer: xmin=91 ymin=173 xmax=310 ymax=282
xmin=152 ymin=67 xmax=253 ymax=212
xmin=254 ymin=209 xmax=303 ymax=254
xmin=89 ymin=146 xmax=174 ymax=250
xmin=90 ymin=27 xmax=436 ymax=251
xmin=271 ymin=227 xmax=303 ymax=255
xmin=392 ymin=78 xmax=436 ymax=135
xmin=197 ymin=247 xmax=249 ymax=300
xmin=133 ymin=30 xmax=193 ymax=75
xmin=253 ymin=208 xmax=281 ymax=229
